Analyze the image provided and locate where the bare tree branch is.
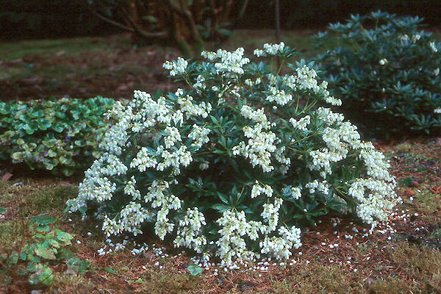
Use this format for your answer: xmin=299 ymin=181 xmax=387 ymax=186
xmin=221 ymin=0 xmax=234 ymax=23
xmin=120 ymin=7 xmax=168 ymax=39
xmin=238 ymin=0 xmax=249 ymax=20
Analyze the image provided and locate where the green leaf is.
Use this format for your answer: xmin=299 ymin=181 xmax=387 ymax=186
xmin=36 ymin=225 xmax=51 ymax=234
xmin=0 ymin=207 xmax=6 ymax=215
xmin=58 ymin=248 xmax=75 ymax=260
xmin=216 ymin=192 xmax=229 ymax=205
xmin=211 ymin=203 xmax=230 ymax=213
xmin=55 ymin=229 xmax=74 ymax=245
xmin=47 ymin=239 xmax=61 ymax=249
xmin=23 ymin=124 xmax=35 ymax=135
xmin=66 ymin=257 xmax=90 ymax=275
xmin=142 ymin=15 xmax=158 ymax=24
xmin=187 ymin=264 xmax=203 ymax=276
xmin=47 ymin=149 xmax=57 ymax=157
xmin=399 ymin=177 xmax=414 ymax=187
xmin=8 ymin=252 xmax=19 ymax=265
xmin=104 ymin=267 xmax=118 ymax=275
xmin=39 ymin=266 xmax=54 ymax=286
xmin=35 ymin=244 xmax=57 ymax=260
xmin=37 ymin=118 xmax=52 ymax=130
xmin=62 ymin=168 xmax=75 ymax=177
xmin=53 ymin=124 xmax=65 ymax=133
xmin=132 ymin=278 xmax=144 ymax=284
xmin=11 ymin=152 xmax=24 ymax=161
xmin=27 ymin=262 xmax=38 ymax=272
xmin=29 ymin=264 xmax=54 ymax=286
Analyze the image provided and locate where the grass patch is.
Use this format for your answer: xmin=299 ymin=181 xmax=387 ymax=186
xmin=0 ymin=181 xmax=78 ymax=218
xmin=50 ymin=273 xmax=95 ymax=293
xmin=271 ymin=264 xmax=357 ymax=293
xmin=0 ymin=36 xmax=128 ymax=61
xmin=22 ymin=185 xmax=78 ymax=217
xmin=367 ymin=277 xmax=413 ymax=294
xmin=390 ymin=242 xmax=441 ymax=292
xmin=136 ymin=270 xmax=201 ymax=293
xmin=0 ymin=220 xmax=26 ymax=251
xmin=414 ymin=190 xmax=441 ymax=220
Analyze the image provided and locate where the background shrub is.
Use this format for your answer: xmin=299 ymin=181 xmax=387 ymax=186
xmin=315 ymin=11 xmax=441 ymax=136
xmin=0 ymin=97 xmax=115 ymax=176
xmin=67 ymin=45 xmax=398 ymax=266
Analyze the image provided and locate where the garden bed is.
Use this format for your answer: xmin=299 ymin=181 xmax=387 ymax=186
xmin=1 ymin=25 xmax=440 ymax=293
xmin=1 ymin=138 xmax=439 ymax=293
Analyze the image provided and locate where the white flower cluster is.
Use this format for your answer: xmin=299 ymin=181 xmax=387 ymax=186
xmin=289 ymin=116 xmax=310 ymax=131
xmin=266 ymin=86 xmax=293 ymax=106
xmin=429 ymin=41 xmax=438 ymax=53
xmin=264 ymin=66 xmax=341 ymax=108
xmin=305 ymin=106 xmax=398 ymax=226
xmin=289 ymin=186 xmax=302 ymax=200
xmin=102 ymin=202 xmax=153 ymax=236
xmin=174 ymin=208 xmax=207 ymax=253
xmin=305 ymin=180 xmax=329 ymax=195
xmin=399 ymin=34 xmax=423 ymax=45
xmin=296 ymin=66 xmax=342 ymax=106
xmin=260 ymin=226 xmax=301 ymax=260
xmin=233 ymin=105 xmax=277 ymax=172
xmin=202 ymin=48 xmax=250 ymax=75
xmin=130 ymin=147 xmax=157 ymax=172
xmin=240 ymin=105 xmax=268 ymax=124
xmin=254 ymin=42 xmax=285 ymax=57
xmin=67 ymin=89 xmax=212 ymax=236
xmin=68 ymin=45 xmax=399 ymax=267
xmin=124 ymin=176 xmax=141 ymax=200
xmin=348 ymin=178 xmax=396 ymax=226
xmin=262 ymin=198 xmax=283 ymax=233
xmin=176 ymin=90 xmax=212 ymax=119
xmin=216 ymin=210 xmax=266 ymax=265
xmin=163 ymin=57 xmax=188 ymax=76
xmin=379 ymin=58 xmax=388 ymax=65
xmin=189 ymin=125 xmax=210 ymax=150
xmin=251 ymin=181 xmax=273 ymax=198
xmin=144 ymin=180 xmax=182 ymax=240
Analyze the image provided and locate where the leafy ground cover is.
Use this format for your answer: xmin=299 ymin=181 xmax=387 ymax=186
xmin=1 ymin=138 xmax=439 ymax=293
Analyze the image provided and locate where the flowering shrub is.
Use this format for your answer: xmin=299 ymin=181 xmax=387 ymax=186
xmin=0 ymin=97 xmax=115 ymax=176
xmin=314 ymin=11 xmax=441 ymax=135
xmin=67 ymin=44 xmax=399 ymax=266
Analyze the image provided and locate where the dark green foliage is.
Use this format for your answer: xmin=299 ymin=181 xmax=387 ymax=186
xmin=0 ymin=96 xmax=115 ymax=176
xmin=315 ymin=11 xmax=441 ymax=136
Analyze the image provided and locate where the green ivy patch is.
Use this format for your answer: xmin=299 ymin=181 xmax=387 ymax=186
xmin=0 ymin=96 xmax=115 ymax=176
